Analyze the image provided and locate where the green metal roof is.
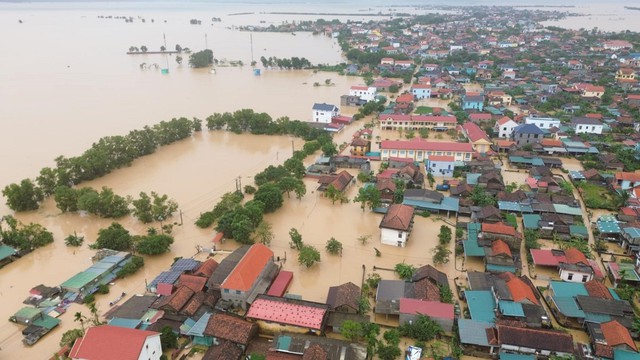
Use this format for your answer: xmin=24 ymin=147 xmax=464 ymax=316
xmin=614 ymin=349 xmax=640 ymax=360
xmin=623 ymin=227 xmax=640 ymax=239
xmin=466 ymin=290 xmax=495 ymax=323
xmin=499 ymin=201 xmax=522 ymax=212
xmin=553 ymin=296 xmax=585 ymax=318
xmin=108 ymin=318 xmax=142 ymax=329
xmin=570 ymin=225 xmax=588 ymax=237
xmin=553 ymin=204 xmax=583 ymax=216
xmin=487 ymin=264 xmax=517 ymax=273
xmin=523 ymin=214 xmax=541 ymax=229
xmin=402 ymin=197 xmax=459 ymax=212
xmin=275 ymin=335 xmax=292 ymax=351
xmin=499 ymin=300 xmax=525 ymax=317
xmin=0 ymin=244 xmax=17 ymax=261
xmin=186 ymin=313 xmax=211 ymax=337
xmin=467 ymin=173 xmax=481 ymax=185
xmin=500 ymin=352 xmax=535 ymax=360
xmin=13 ymin=307 xmax=41 ymax=320
xmin=61 ymin=270 xmax=101 ymax=290
xmin=584 ymin=312 xmax=611 ymax=323
xmin=598 ymin=217 xmax=621 ymax=234
xmin=550 ymin=281 xmax=588 ymax=297
xmin=32 ymin=314 xmax=61 ymax=330
xmin=464 ymin=222 xmax=485 ymax=257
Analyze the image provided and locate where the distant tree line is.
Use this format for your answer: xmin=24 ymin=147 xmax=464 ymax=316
xmin=3 ymin=117 xmax=201 ymax=212
xmin=260 ymin=56 xmax=312 ymax=69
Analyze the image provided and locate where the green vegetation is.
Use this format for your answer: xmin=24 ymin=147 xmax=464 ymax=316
xmin=160 ymin=326 xmax=178 ymax=350
xmin=64 ymin=233 xmax=85 ymax=247
xmin=189 ymin=49 xmax=214 ymax=68
xmin=398 ymin=314 xmax=443 ymax=341
xmin=92 ymin=223 xmax=132 ymax=251
xmin=0 ymin=215 xmax=54 ymax=252
xmin=577 ymin=182 xmax=623 ymax=210
xmin=116 ymin=255 xmax=144 ymax=279
xmin=439 ymin=284 xmax=454 ymax=304
xmin=432 ymin=244 xmax=452 ymax=265
xmin=353 ymin=186 xmax=382 ymax=211
xmin=131 ymin=191 xmax=178 ymax=223
xmin=134 ymin=229 xmax=174 ymax=255
xmin=253 ymin=221 xmax=274 ymax=246
xmin=298 ymin=245 xmax=320 ymax=268
xmin=195 ymin=191 xmax=244 ymax=228
xmin=59 ymin=328 xmax=84 ymax=348
xmin=6 ymin=117 xmax=200 ymax=212
xmin=394 ymin=262 xmax=416 ymax=280
xmin=470 ymin=186 xmax=497 ymax=206
xmin=289 ymin=228 xmax=304 ymax=250
xmin=260 ymin=56 xmax=311 ymax=69
xmin=325 ymin=237 xmax=343 ymax=255
xmin=438 ymin=225 xmax=452 ymax=245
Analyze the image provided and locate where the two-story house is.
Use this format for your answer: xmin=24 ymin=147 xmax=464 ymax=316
xmin=219 ymin=243 xmax=279 ymax=309
xmin=411 ymin=84 xmax=432 ymax=99
xmin=380 ymin=139 xmax=475 ymax=162
xmin=495 ymin=117 xmax=519 ymax=139
xmin=571 ymin=117 xmax=604 ymax=135
xmin=462 ymin=93 xmax=485 ymax=111
xmin=460 ymin=122 xmax=492 ymax=154
xmin=349 ymin=86 xmax=377 ymax=102
xmin=512 ymin=124 xmax=544 ymax=147
xmin=312 ymin=103 xmax=339 ymax=123
xmin=379 ymin=204 xmax=415 ymax=247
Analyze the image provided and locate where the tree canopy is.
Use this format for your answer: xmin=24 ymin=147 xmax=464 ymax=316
xmin=93 ymin=222 xmax=132 ymax=251
xmin=189 ymin=49 xmax=214 ymax=68
xmin=298 ymin=245 xmax=320 ymax=268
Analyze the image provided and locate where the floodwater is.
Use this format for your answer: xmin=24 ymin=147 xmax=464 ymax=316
xmin=541 ymin=3 xmax=640 ymax=32
xmin=0 ymin=1 xmax=638 ymax=358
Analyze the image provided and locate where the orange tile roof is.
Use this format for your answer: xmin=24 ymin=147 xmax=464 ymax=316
xmin=222 ymin=243 xmax=274 ymax=292
xmin=615 ymin=172 xmax=640 ymax=182
xmin=380 ymin=204 xmax=415 ymax=231
xmin=503 ymin=273 xmax=539 ymax=305
xmin=563 ymin=247 xmax=588 ymax=265
xmin=601 ymin=320 xmax=638 ymax=351
xmin=177 ymin=274 xmax=207 ymax=293
xmin=492 ymin=239 xmax=512 ymax=257
xmin=482 ymin=222 xmax=517 ymax=237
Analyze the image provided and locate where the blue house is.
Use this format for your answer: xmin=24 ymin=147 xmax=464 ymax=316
xmin=462 ymin=94 xmax=484 ymax=111
xmin=411 ymin=84 xmax=432 ymax=99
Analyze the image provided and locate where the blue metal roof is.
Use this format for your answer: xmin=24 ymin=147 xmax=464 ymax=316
xmin=554 ymin=204 xmax=583 ymax=216
xmin=614 ymin=349 xmax=640 ymax=360
xmin=464 ymin=222 xmax=484 ymax=257
xmin=186 ymin=313 xmax=212 ymax=337
xmin=499 ymin=300 xmax=525 ymax=317
xmin=466 ymin=290 xmax=496 ymax=323
xmin=523 ymin=214 xmax=541 ymax=229
xmin=584 ymin=312 xmax=612 ymax=323
xmin=487 ymin=264 xmax=517 ymax=273
xmin=171 ymin=258 xmax=201 ymax=272
xmin=467 ymin=173 xmax=481 ymax=185
xmin=402 ymin=197 xmax=459 ymax=212
xmin=500 ymin=352 xmax=535 ymax=360
xmin=149 ymin=270 xmax=182 ymax=288
xmin=598 ymin=216 xmax=621 ymax=234
xmin=553 ymin=296 xmax=585 ymax=318
xmin=458 ymin=319 xmax=493 ymax=347
xmin=623 ymin=227 xmax=640 ymax=239
xmin=108 ymin=318 xmax=142 ymax=329
xmin=550 ymin=281 xmax=588 ymax=297
xmin=312 ymin=103 xmax=338 ymax=111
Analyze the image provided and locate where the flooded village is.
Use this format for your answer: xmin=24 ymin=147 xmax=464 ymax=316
xmin=2 ymin=1 xmax=640 ymax=360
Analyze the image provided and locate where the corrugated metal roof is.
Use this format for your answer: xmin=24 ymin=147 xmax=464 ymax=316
xmin=523 ymin=214 xmax=541 ymax=229
xmin=584 ymin=312 xmax=612 ymax=323
xmin=458 ymin=319 xmax=493 ymax=347
xmin=486 ymin=264 xmax=517 ymax=273
xmin=500 ymin=352 xmax=535 ymax=360
xmin=466 ymin=290 xmax=496 ymax=323
xmin=554 ymin=204 xmax=583 ymax=216
xmin=186 ymin=313 xmax=212 ymax=337
xmin=552 ymin=296 xmax=585 ymax=318
xmin=0 ymin=244 xmax=17 ymax=261
xmin=550 ymin=281 xmax=588 ymax=297
xmin=499 ymin=300 xmax=525 ymax=317
xmin=108 ymin=318 xmax=142 ymax=329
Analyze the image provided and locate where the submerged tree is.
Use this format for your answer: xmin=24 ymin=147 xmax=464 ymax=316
xmin=298 ymin=245 xmax=320 ymax=268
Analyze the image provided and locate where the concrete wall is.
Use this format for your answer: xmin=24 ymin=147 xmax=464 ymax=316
xmin=137 ymin=335 xmax=162 ymax=360
xmin=381 ymin=227 xmax=408 ymax=247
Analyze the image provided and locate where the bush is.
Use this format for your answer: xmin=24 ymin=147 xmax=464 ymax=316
xmin=116 ymin=256 xmax=144 ymax=279
xmin=244 ymin=185 xmax=256 ymax=194
xmin=97 ymin=284 xmax=110 ymax=295
xmin=83 ymin=294 xmax=95 ymax=304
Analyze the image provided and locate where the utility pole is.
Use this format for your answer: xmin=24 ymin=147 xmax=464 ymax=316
xmin=291 ymin=140 xmax=295 ymax=154
xmin=250 ymin=33 xmax=254 ymax=64
xmin=179 ymin=209 xmax=183 ymax=226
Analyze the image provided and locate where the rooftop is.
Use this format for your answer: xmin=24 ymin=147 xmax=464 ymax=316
xmin=221 ymin=243 xmax=273 ymax=292
xmin=380 ymin=204 xmax=414 ymax=231
xmin=246 ymin=295 xmax=328 ymax=331
xmin=69 ymin=325 xmax=159 ymax=360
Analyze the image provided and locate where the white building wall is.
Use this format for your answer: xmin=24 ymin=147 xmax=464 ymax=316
xmin=574 ymin=124 xmax=603 ymax=134
xmin=381 ymin=227 xmax=408 ymax=247
xmin=525 ymin=117 xmax=560 ymax=129
xmin=498 ymin=121 xmax=518 ymax=138
xmin=559 ymin=269 xmax=593 ymax=283
xmin=313 ymin=109 xmax=336 ymax=123
xmin=137 ymin=335 xmax=162 ymax=360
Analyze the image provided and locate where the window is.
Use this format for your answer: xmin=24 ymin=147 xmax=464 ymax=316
xmin=582 ymin=275 xmax=589 ymax=282
xmin=503 ymin=127 xmax=507 ymax=131
xmin=567 ymin=273 xmax=574 ymax=280
xmin=224 ymin=289 xmax=230 ymax=293
xmin=236 ymin=290 xmax=242 ymax=295
xmin=398 ymin=232 xmax=402 ymax=238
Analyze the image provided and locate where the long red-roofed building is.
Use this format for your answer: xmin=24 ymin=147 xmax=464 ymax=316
xmin=69 ymin=325 xmax=161 ymax=360
xmin=246 ymin=295 xmax=329 ymax=333
xmin=380 ymin=139 xmax=475 ymax=162
xmin=399 ymin=298 xmax=454 ymax=331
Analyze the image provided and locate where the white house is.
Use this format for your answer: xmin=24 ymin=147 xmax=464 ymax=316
xmin=558 ymin=248 xmax=594 ymax=283
xmin=570 ymin=117 xmax=603 ymax=134
xmin=524 ymin=116 xmax=561 ymax=130
xmin=495 ymin=117 xmax=519 ymax=139
xmin=312 ymin=103 xmax=339 ymax=123
xmin=379 ymin=204 xmax=414 ymax=247
xmin=349 ymin=86 xmax=377 ymax=102
xmin=70 ymin=325 xmax=162 ymax=360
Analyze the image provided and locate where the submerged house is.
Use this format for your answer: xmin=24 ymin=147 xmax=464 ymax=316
xmin=379 ymin=204 xmax=415 ymax=247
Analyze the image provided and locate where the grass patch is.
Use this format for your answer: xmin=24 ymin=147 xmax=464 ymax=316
xmin=577 ymin=182 xmax=622 ymax=210
xmin=415 ymin=106 xmax=433 ymax=114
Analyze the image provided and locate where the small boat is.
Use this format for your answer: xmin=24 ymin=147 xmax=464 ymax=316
xmin=109 ymin=292 xmax=126 ymax=307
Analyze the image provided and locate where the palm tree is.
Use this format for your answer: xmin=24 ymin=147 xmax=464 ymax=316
xmin=74 ymin=312 xmax=87 ymax=332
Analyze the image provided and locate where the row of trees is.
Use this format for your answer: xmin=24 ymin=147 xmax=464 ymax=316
xmin=53 ymin=186 xmax=178 ymax=222
xmin=259 ymin=56 xmax=312 ymax=69
xmin=3 ymin=117 xmax=200 ymax=212
xmin=91 ymin=223 xmax=174 ymax=255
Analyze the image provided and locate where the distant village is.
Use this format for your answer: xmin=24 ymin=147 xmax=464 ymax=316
xmin=4 ymin=4 xmax=640 ymax=360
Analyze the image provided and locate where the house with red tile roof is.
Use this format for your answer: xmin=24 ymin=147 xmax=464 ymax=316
xmin=380 ymin=139 xmax=475 ymax=162
xmin=615 ymin=172 xmax=640 ymax=191
xmin=590 ymin=320 xmax=639 ymax=359
xmin=220 ymin=243 xmax=279 ymax=310
xmin=317 ymin=170 xmax=354 ymax=193
xmin=326 ymin=282 xmax=361 ymax=313
xmin=204 ymin=313 xmax=258 ymax=349
xmin=497 ymin=325 xmax=574 ymax=356
xmin=70 ymin=325 xmax=161 ymax=360
xmin=530 ymin=248 xmax=602 ymax=282
xmin=379 ymin=204 xmax=415 ymax=247
xmin=399 ymin=298 xmax=454 ymax=332
xmin=495 ymin=117 xmax=519 ymax=139
xmin=460 ymin=122 xmax=492 ymax=154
